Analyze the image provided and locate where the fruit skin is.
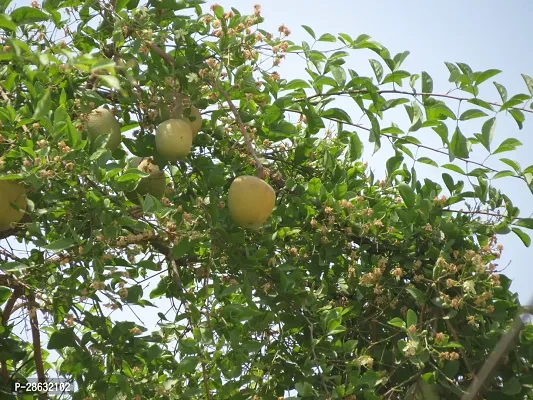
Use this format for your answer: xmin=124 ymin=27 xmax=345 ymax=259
xmin=228 ymin=175 xmax=276 ymax=229
xmin=157 ymin=94 xmax=203 ymax=136
xmin=0 ymin=180 xmax=27 ymax=232
xmin=86 ymin=107 xmax=122 ymax=151
xmin=155 ymin=119 xmax=193 ymax=162
xmin=126 ymin=157 xmax=167 ymax=199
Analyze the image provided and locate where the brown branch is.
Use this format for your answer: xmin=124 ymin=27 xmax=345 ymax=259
xmin=0 ymin=210 xmax=31 ymax=240
xmin=461 ymin=312 xmax=525 ymax=400
xmin=2 ymin=286 xmax=23 ymax=325
xmin=442 ymin=208 xmax=530 ymax=220
xmin=201 ymin=361 xmax=212 ymax=400
xmin=441 ymin=310 xmax=474 ymax=376
xmin=27 ymin=291 xmax=47 ymax=400
xmin=215 ymin=84 xmax=265 ymax=178
xmin=149 ymin=43 xmax=175 ymax=65
xmin=0 ymin=285 xmax=20 ymax=385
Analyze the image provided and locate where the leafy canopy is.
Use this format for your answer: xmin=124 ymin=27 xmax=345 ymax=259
xmin=1 ymin=0 xmax=533 ymax=399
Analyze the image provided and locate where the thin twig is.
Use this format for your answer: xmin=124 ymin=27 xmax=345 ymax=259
xmin=304 ymin=89 xmax=533 ymax=115
xmin=442 ymin=311 xmax=474 ymax=375
xmin=215 ymin=84 xmax=264 ymax=178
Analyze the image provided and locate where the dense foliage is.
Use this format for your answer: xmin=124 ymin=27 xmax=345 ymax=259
xmin=1 ymin=0 xmax=533 ymax=399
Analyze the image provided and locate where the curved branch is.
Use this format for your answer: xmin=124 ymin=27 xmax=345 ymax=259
xmin=214 ymin=84 xmax=264 ymax=178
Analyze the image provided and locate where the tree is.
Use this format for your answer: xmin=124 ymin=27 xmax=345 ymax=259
xmin=0 ymin=0 xmax=532 ymax=399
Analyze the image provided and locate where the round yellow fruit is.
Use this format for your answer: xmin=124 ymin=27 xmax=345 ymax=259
xmin=228 ymin=175 xmax=276 ymax=229
xmin=171 ymin=102 xmax=202 ymax=137
xmin=86 ymin=107 xmax=122 ymax=151
xmin=0 ymin=180 xmax=27 ymax=232
xmin=155 ymin=119 xmax=193 ymax=162
xmin=127 ymin=157 xmax=167 ymax=199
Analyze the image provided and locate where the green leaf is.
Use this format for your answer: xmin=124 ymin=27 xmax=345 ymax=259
xmin=514 ymin=218 xmax=533 ymax=230
xmin=493 ymin=170 xmax=515 ymax=179
xmin=295 ymin=381 xmax=314 ymax=396
xmin=48 ymin=328 xmax=77 ymax=349
xmin=348 ymin=133 xmax=363 ymax=161
xmin=32 ymin=89 xmax=52 ymax=119
xmin=521 ymin=73 xmax=533 ymax=96
xmin=493 ymin=81 xmax=507 ymax=102
xmin=481 ymin=117 xmax=496 ymax=152
xmin=475 ymin=69 xmax=501 ymax=85
xmin=0 ymin=13 xmax=16 ymax=31
xmin=502 ymin=376 xmax=522 ymax=396
xmin=512 ymin=227 xmax=531 ymax=247
xmin=285 ymin=79 xmax=311 ymax=90
xmin=441 ymin=164 xmax=466 ymax=175
xmin=0 ymin=261 xmax=30 ymax=271
xmin=459 ymin=109 xmax=487 ymax=120
xmin=450 ymin=127 xmax=469 ymax=159
xmin=369 ymin=59 xmax=383 ymax=82
xmin=406 ymin=285 xmax=426 ymax=306
xmin=301 ymin=25 xmax=315 ymax=39
xmin=43 ymin=238 xmax=76 ymax=252
xmin=500 ymin=93 xmax=530 ymax=111
xmin=386 ymin=155 xmax=403 ymax=175
xmin=333 ymin=182 xmax=347 ymax=200
xmin=416 ymin=157 xmax=438 ymax=167
xmin=330 ymin=65 xmax=346 ymax=86
xmin=398 ymin=183 xmax=416 ymax=208
xmin=11 ymin=6 xmax=49 ymax=24
xmin=321 ymin=107 xmax=352 ymax=123
xmin=318 ymin=33 xmax=336 ymax=42
xmin=508 ymin=108 xmax=525 ymax=129
xmin=98 ymin=75 xmax=121 ymax=90
xmin=467 ymin=98 xmax=494 ymax=111
xmin=307 ymin=177 xmax=323 ymax=196
xmin=500 ymin=158 xmax=520 ymax=173
xmin=493 ymin=138 xmax=522 ymax=155
xmin=406 ymin=309 xmax=417 ymax=328
xmin=421 ymin=71 xmax=433 ymax=94
xmin=388 ymin=317 xmax=406 ymax=329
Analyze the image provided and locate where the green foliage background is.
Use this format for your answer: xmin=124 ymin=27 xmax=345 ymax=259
xmin=0 ymin=0 xmax=533 ymax=399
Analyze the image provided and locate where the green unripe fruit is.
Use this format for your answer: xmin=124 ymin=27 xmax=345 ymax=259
xmin=86 ymin=107 xmax=122 ymax=151
xmin=127 ymin=157 xmax=167 ymax=199
xmin=0 ymin=180 xmax=27 ymax=232
xmin=155 ymin=119 xmax=193 ymax=162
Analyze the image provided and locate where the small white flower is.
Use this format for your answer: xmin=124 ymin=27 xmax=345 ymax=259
xmin=403 ymin=340 xmax=418 ymax=357
xmin=186 ymin=73 xmax=199 ymax=83
xmin=174 ymin=29 xmax=187 ymax=41
xmin=463 ymin=280 xmax=476 ymax=296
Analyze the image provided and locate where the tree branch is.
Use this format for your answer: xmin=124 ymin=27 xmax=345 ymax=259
xmin=214 ymin=84 xmax=265 ymax=178
xmin=461 ymin=312 xmax=525 ymax=400
xmin=27 ymin=291 xmax=47 ymax=400
xmin=304 ymin=89 xmax=533 ymax=115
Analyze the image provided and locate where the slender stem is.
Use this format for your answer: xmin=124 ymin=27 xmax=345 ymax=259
xmin=215 ymin=84 xmax=264 ymax=177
